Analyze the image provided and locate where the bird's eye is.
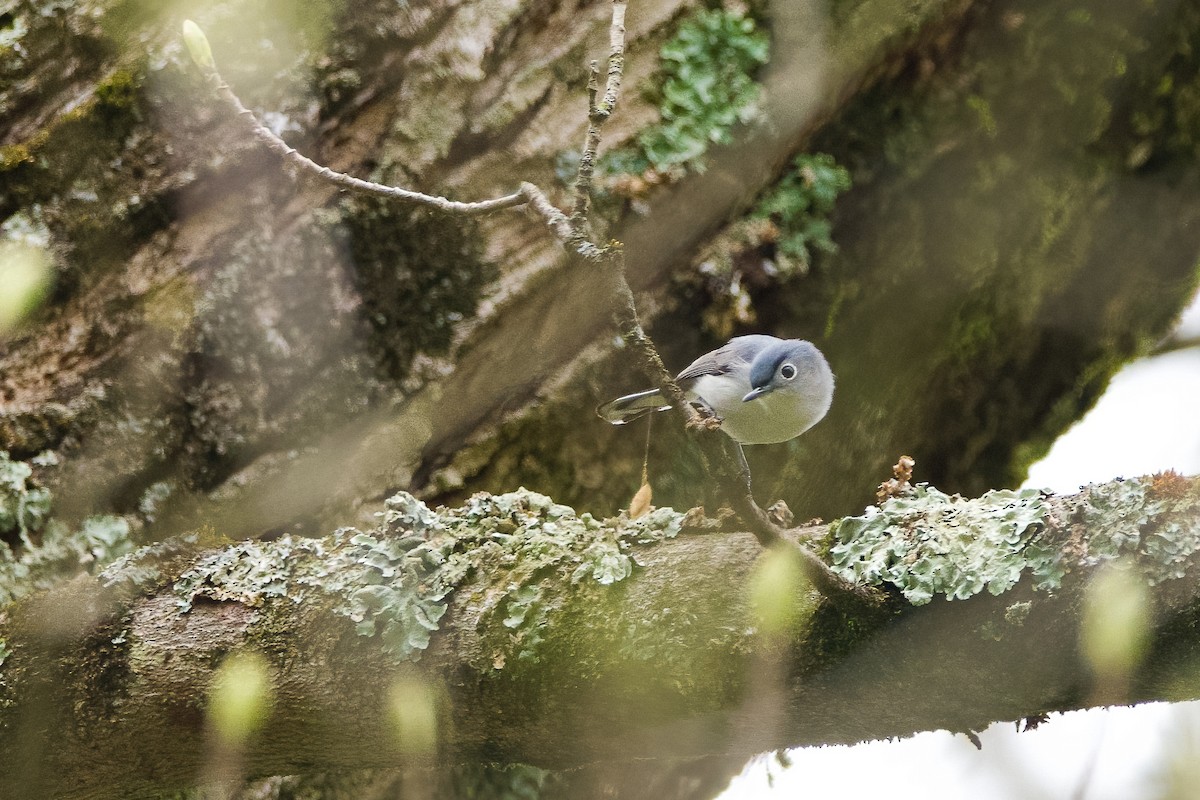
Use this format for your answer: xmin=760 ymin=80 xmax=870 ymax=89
xmin=780 ymin=363 xmax=797 ymax=380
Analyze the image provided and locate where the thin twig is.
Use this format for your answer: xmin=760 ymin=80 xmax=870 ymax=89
xmin=605 ymin=252 xmax=685 ymax=393
xmin=598 ymin=0 xmax=626 ymax=117
xmin=726 ymin=489 xmax=875 ymax=605
xmin=600 ymin=1 xmax=628 ymax=117
xmin=518 ymin=181 xmax=576 ymax=244
xmin=204 ymin=74 xmax=526 ymax=216
xmin=571 ymin=0 xmax=625 ymax=233
xmin=572 ymin=61 xmax=603 ymax=222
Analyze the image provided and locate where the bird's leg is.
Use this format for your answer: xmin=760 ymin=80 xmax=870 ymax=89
xmin=735 ymin=442 xmax=752 ymax=493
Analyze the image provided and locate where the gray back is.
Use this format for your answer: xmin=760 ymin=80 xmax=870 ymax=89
xmin=675 ymin=335 xmax=777 ymax=384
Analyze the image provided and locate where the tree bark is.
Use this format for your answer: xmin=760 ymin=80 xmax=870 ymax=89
xmin=2 ymin=475 xmax=1198 ymax=799
xmin=1 ymin=0 xmax=980 ymax=542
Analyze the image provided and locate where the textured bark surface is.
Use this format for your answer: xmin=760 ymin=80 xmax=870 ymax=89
xmin=0 ymin=0 xmax=690 ymax=535
xmin=1 ymin=475 xmax=1199 ymax=799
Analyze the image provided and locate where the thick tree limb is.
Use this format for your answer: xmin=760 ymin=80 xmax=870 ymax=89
xmin=2 ymin=475 xmax=1198 ymax=799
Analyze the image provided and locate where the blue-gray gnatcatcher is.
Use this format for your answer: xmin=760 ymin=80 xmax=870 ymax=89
xmin=597 ymin=335 xmax=834 ymax=445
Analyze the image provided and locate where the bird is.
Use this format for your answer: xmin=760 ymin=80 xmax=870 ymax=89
xmin=597 ymin=335 xmax=834 ymax=446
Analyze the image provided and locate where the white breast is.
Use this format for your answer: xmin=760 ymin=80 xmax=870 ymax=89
xmin=689 ymin=372 xmax=832 ymax=445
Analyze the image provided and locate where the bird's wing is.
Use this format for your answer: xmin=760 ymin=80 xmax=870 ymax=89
xmin=675 ymin=335 xmax=775 ymax=383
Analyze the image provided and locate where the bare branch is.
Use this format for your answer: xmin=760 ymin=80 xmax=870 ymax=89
xmin=517 ymin=181 xmax=573 ymax=239
xmin=573 ymin=60 xmax=604 ymax=222
xmin=203 ymin=74 xmax=527 ymax=216
xmin=571 ymin=1 xmax=627 ymax=227
xmin=598 ymin=0 xmax=627 ymax=117
xmin=1152 ymin=332 xmax=1200 ymax=357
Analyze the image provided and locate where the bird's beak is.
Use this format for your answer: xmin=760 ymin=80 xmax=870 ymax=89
xmin=742 ymin=386 xmax=771 ymax=402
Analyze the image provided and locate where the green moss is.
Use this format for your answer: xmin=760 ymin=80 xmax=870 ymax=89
xmin=93 ymin=67 xmax=142 ymax=112
xmin=0 ymin=141 xmax=36 ymax=172
xmin=340 ymin=197 xmax=497 ymax=380
xmin=602 ymin=8 xmax=769 ymax=175
xmin=447 ymin=763 xmax=550 ymax=800
xmin=0 ymin=54 xmax=154 ymax=300
xmin=752 ymin=154 xmax=853 ymax=272
xmin=1099 ymin=0 xmax=1200 ymax=167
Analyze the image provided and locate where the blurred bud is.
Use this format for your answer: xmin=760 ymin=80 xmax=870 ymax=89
xmin=389 ymin=676 xmax=438 ymax=756
xmin=1081 ymin=561 xmax=1151 ymax=682
xmin=208 ymin=651 xmax=273 ymax=747
xmin=182 ymin=20 xmax=216 ymax=71
xmin=748 ymin=544 xmax=812 ymax=638
xmin=0 ymin=242 xmax=52 ymax=334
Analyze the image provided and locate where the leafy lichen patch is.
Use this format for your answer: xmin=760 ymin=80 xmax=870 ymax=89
xmin=830 ymin=476 xmax=1200 ymax=605
xmin=0 ymin=451 xmax=134 ymax=607
xmin=830 ymin=484 xmax=1052 ymax=604
xmin=602 ymin=7 xmax=770 ymax=175
xmin=164 ymin=489 xmax=670 ymax=664
xmin=1079 ymin=477 xmax=1200 ymax=585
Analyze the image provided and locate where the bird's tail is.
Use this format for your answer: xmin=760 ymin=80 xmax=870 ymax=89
xmin=596 ymin=389 xmax=672 ymax=425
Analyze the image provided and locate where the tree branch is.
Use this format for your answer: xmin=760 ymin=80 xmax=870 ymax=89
xmin=3 ymin=476 xmax=1198 ymax=799
xmin=201 ymin=73 xmax=528 ymax=215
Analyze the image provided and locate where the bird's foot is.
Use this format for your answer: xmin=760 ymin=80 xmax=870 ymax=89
xmin=685 ymin=400 xmax=723 ymax=433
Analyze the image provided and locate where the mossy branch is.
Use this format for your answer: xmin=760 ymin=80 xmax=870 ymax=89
xmin=4 ymin=477 xmax=1200 ymax=798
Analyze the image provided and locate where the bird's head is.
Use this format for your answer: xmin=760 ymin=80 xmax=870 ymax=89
xmin=742 ymin=340 xmax=822 ymax=402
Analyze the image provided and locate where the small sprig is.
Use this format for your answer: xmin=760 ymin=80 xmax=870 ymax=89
xmin=181 ymin=20 xmax=528 ymax=216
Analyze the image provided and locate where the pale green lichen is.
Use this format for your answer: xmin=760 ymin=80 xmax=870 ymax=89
xmin=0 ymin=514 xmax=133 ymax=605
xmin=830 ymin=484 xmax=1052 ymax=605
xmin=173 ymin=537 xmax=306 ymax=612
xmin=830 ymin=477 xmax=1200 ymax=605
xmin=615 ymin=506 xmax=685 ymax=547
xmin=1004 ymin=600 xmax=1032 ymax=626
xmin=0 ymin=450 xmax=52 ymax=540
xmin=166 ymin=488 xmax=670 ymax=663
xmin=0 ymin=450 xmax=134 ymax=606
xmin=99 ymin=534 xmax=200 ymax=596
xmin=1079 ymin=477 xmax=1200 ymax=585
xmin=1078 ymin=477 xmax=1153 ymax=562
